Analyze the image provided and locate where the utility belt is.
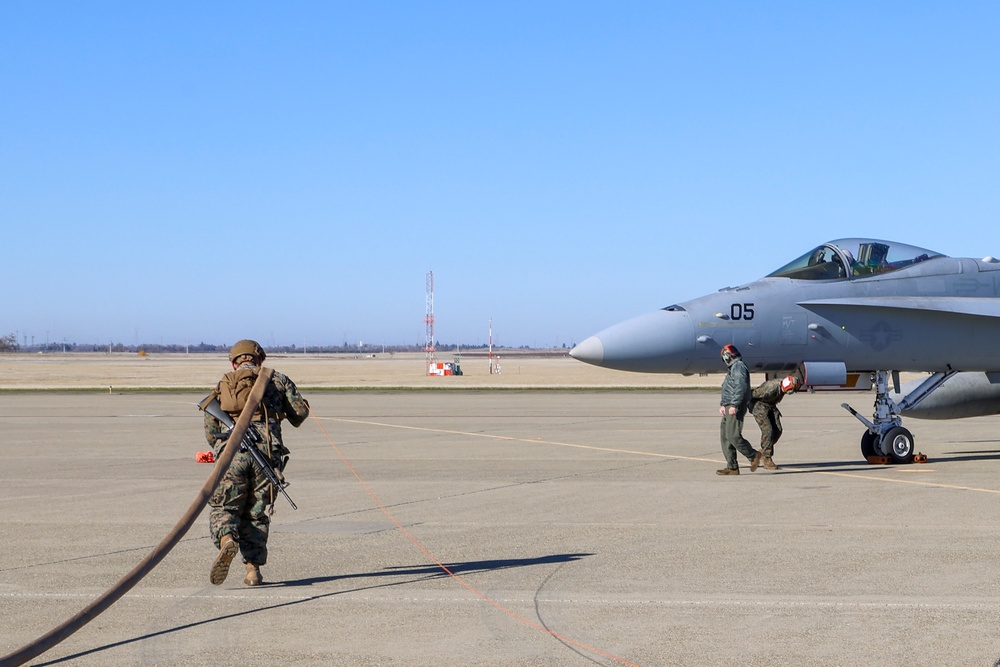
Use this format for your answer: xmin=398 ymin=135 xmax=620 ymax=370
xmin=252 ymin=412 xmax=285 ymax=423
xmin=226 ymin=411 xmax=284 ymax=424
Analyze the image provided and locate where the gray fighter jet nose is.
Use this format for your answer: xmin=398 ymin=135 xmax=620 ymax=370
xmin=569 ymin=336 xmax=604 ymax=364
xmin=571 ymin=309 xmax=696 ymax=373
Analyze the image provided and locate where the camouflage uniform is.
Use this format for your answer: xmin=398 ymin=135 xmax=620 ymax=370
xmin=205 ymin=362 xmax=309 ymax=567
xmin=719 ymin=355 xmax=759 ymax=471
xmin=749 ymin=378 xmax=786 ymax=458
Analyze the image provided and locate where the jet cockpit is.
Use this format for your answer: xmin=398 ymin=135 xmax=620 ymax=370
xmin=767 ymin=238 xmax=943 ymax=281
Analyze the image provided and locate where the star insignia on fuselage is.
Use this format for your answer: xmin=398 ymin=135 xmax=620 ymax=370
xmin=860 ymin=321 xmax=903 ymax=351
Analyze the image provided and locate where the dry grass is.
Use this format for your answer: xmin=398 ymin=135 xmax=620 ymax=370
xmin=0 ymin=351 xmax=724 ymax=390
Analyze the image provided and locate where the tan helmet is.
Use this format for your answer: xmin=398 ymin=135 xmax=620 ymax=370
xmin=229 ymin=339 xmax=266 ymax=363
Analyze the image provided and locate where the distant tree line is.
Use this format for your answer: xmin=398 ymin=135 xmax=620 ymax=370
xmin=0 ymin=335 xmax=571 ymax=354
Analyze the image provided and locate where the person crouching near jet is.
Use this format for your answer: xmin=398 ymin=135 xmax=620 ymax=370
xmin=748 ymin=375 xmax=800 ymax=470
xmin=717 ymin=344 xmax=763 ymax=475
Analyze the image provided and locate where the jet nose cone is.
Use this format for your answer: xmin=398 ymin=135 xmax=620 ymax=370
xmin=569 ymin=336 xmax=604 ymax=364
xmin=571 ymin=309 xmax=696 ymax=373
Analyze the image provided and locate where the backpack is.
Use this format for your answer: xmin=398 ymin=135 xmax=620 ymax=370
xmin=218 ymin=367 xmax=261 ymax=414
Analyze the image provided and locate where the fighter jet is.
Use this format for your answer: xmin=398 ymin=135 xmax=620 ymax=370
xmin=570 ymin=238 xmax=1000 ymax=463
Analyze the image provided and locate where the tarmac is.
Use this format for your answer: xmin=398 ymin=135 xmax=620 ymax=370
xmin=3 ymin=388 xmax=1000 ymax=666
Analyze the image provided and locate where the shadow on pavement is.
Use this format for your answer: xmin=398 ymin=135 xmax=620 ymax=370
xmin=31 ymin=552 xmax=594 ymax=666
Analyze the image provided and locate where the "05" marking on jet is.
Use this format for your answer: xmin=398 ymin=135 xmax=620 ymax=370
xmin=730 ymin=303 xmax=754 ymax=320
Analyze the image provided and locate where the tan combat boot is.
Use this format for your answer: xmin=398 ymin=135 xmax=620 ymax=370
xmin=762 ymin=456 xmax=779 ymax=470
xmin=210 ymin=534 xmax=238 ymax=585
xmin=244 ymin=563 xmax=263 ymax=586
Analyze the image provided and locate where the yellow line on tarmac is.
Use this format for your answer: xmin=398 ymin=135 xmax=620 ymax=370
xmin=323 ymin=417 xmax=1000 ymax=495
xmin=325 ymin=417 xmax=719 ymax=464
xmin=797 ymin=469 xmax=1000 ymax=494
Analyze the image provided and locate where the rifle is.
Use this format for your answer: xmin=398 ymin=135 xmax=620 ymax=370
xmin=199 ymin=395 xmax=298 ymax=510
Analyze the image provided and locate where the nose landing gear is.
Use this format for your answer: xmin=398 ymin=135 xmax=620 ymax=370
xmin=851 ymin=412 xmax=915 ymax=463
xmin=843 ymin=369 xmax=955 ymax=464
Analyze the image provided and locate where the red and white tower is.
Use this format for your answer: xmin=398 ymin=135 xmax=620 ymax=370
xmin=424 ymin=270 xmax=436 ymax=373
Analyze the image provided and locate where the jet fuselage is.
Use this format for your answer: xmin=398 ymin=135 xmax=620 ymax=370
xmin=572 ymin=240 xmax=1000 ymax=376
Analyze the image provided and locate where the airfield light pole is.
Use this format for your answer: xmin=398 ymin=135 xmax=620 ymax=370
xmin=424 ymin=270 xmax=435 ymax=374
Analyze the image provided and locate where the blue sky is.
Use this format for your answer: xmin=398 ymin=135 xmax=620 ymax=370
xmin=3 ymin=2 xmax=998 ymax=349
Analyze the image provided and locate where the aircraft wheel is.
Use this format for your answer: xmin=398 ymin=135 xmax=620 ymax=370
xmin=883 ymin=426 xmax=915 ymax=464
xmin=861 ymin=431 xmax=878 ymax=458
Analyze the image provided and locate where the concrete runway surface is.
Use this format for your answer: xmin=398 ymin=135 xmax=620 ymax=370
xmin=3 ymin=389 xmax=1000 ymax=666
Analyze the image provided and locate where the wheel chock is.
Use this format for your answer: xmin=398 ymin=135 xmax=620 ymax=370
xmin=913 ymin=452 xmax=928 ymax=463
xmin=865 ymin=455 xmax=892 ymax=465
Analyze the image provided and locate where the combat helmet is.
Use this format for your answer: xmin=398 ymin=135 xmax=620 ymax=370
xmin=229 ymin=339 xmax=266 ymax=363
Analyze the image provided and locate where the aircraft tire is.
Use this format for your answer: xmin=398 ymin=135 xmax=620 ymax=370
xmin=884 ymin=426 xmax=915 ymax=464
xmin=861 ymin=431 xmax=878 ymax=458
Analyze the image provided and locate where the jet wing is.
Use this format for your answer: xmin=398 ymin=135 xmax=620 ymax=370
xmin=798 ymin=296 xmax=1000 ymax=319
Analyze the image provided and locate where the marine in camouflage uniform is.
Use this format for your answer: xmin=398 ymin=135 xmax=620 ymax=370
xmin=205 ymin=339 xmax=310 ymax=586
xmin=717 ymin=344 xmax=762 ymax=476
xmin=748 ymin=375 xmax=799 ymax=470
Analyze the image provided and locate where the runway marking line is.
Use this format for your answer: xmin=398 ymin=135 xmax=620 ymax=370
xmin=311 ymin=414 xmax=640 ymax=667
xmin=321 ymin=416 xmax=1000 ymax=495
xmin=326 ymin=416 xmax=719 ymax=463
xmin=803 ymin=470 xmax=1000 ymax=494
xmin=4 ymin=591 xmax=998 ymax=612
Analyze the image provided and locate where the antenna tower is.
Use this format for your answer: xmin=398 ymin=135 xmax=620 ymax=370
xmin=424 ymin=270 xmax=436 ymax=371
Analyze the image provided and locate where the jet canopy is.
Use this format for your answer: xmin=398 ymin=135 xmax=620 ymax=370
xmin=767 ymin=238 xmax=944 ymax=281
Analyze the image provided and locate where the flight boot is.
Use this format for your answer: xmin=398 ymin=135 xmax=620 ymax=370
xmin=244 ymin=563 xmax=263 ymax=586
xmin=762 ymin=456 xmax=779 ymax=470
xmin=210 ymin=534 xmax=238 ymax=585
xmin=716 ymin=467 xmax=739 ymax=475
xmin=749 ymin=451 xmax=762 ymax=472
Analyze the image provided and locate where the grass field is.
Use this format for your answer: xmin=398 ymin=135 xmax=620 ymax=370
xmin=0 ymin=351 xmax=723 ymax=390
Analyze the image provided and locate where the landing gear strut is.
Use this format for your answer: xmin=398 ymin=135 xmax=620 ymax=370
xmin=842 ymin=369 xmax=955 ymax=464
xmin=842 ymin=370 xmax=913 ymax=463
